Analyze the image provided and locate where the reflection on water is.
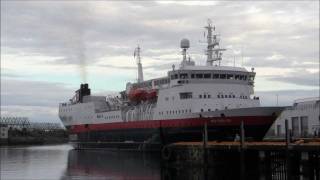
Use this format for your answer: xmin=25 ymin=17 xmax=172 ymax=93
xmin=0 ymin=144 xmax=72 ymax=180
xmin=61 ymin=150 xmax=161 ymax=180
xmin=1 ymin=144 xmax=319 ymax=180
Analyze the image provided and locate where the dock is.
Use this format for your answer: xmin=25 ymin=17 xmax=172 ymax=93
xmin=162 ymin=139 xmax=320 ymax=180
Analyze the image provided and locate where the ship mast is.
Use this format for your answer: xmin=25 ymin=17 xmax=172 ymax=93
xmin=134 ymin=45 xmax=144 ymax=83
xmin=205 ymin=19 xmax=226 ymax=66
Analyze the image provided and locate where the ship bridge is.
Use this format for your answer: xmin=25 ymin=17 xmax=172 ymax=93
xmin=168 ymin=65 xmax=255 ymax=87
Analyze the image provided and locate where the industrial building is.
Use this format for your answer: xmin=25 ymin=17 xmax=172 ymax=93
xmin=267 ymin=97 xmax=320 ymax=138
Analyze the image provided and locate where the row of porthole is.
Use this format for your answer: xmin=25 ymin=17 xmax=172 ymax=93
xmin=97 ymin=115 xmax=120 ymax=119
xmin=217 ymin=94 xmax=248 ymax=99
xmin=158 ymin=109 xmax=192 ymax=115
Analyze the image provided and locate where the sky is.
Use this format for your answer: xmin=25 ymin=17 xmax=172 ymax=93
xmin=1 ymin=1 xmax=319 ymax=123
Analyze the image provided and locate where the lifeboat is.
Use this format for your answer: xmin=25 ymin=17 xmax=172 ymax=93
xmin=128 ymin=88 xmax=147 ymax=102
xmin=146 ymin=89 xmax=157 ymax=100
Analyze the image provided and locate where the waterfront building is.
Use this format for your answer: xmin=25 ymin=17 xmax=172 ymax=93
xmin=267 ymin=97 xmax=320 ymax=138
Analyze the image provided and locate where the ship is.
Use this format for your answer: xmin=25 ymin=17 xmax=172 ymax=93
xmin=59 ymin=20 xmax=284 ymax=150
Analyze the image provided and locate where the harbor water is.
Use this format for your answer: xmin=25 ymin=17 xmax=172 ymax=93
xmin=0 ymin=144 xmax=319 ymax=180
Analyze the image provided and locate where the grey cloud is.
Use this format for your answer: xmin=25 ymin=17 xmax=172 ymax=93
xmin=1 ymin=78 xmax=73 ymax=107
xmin=2 ymin=1 xmax=318 ymax=70
xmin=256 ymin=89 xmax=319 ymax=106
xmin=265 ymin=69 xmax=319 ymax=87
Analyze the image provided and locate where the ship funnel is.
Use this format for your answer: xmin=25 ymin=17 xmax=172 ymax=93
xmin=76 ymin=83 xmax=91 ymax=103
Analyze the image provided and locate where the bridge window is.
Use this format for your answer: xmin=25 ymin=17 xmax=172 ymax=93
xmin=191 ymin=74 xmax=195 ymax=78
xmin=220 ymin=74 xmax=226 ymax=79
xmin=180 ymin=92 xmax=193 ymax=99
xmin=213 ymin=74 xmax=219 ymax=79
xmin=196 ymin=74 xmax=203 ymax=78
xmin=235 ymin=75 xmax=240 ymax=80
xmin=180 ymin=73 xmax=188 ymax=79
xmin=171 ymin=74 xmax=178 ymax=80
xmin=204 ymin=73 xmax=211 ymax=79
xmin=239 ymin=75 xmax=244 ymax=80
xmin=227 ymin=74 xmax=233 ymax=79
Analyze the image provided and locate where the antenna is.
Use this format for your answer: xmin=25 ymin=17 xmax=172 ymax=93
xmin=241 ymin=46 xmax=244 ymax=67
xmin=204 ymin=19 xmax=226 ymax=66
xmin=134 ymin=45 xmax=144 ymax=83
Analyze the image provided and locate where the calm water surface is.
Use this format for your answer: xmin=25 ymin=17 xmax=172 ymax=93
xmin=1 ymin=144 xmax=163 ymax=180
xmin=1 ymin=144 xmax=318 ymax=180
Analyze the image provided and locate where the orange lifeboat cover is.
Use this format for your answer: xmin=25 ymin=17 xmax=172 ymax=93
xmin=146 ymin=89 xmax=157 ymax=100
xmin=128 ymin=88 xmax=147 ymax=102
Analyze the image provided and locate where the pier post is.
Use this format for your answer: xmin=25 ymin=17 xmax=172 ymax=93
xmin=240 ymin=120 xmax=245 ymax=149
xmin=240 ymin=121 xmax=246 ymax=180
xmin=203 ymin=121 xmax=208 ymax=165
xmin=285 ymin=119 xmax=290 ymax=146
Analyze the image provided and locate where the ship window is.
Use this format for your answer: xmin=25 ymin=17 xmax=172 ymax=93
xmin=227 ymin=74 xmax=233 ymax=79
xmin=178 ymin=110 xmax=180 ymax=114
xmin=235 ymin=75 xmax=240 ymax=80
xmin=196 ymin=74 xmax=203 ymax=78
xmin=217 ymin=95 xmax=220 ymax=98
xmin=180 ymin=92 xmax=193 ymax=99
xmin=233 ymin=95 xmax=235 ymax=98
xmin=225 ymin=95 xmax=228 ymax=98
xmin=201 ymin=109 xmax=204 ymax=112
xmin=220 ymin=74 xmax=226 ymax=79
xmin=208 ymin=109 xmax=211 ymax=112
xmin=180 ymin=73 xmax=188 ymax=79
xmin=189 ymin=109 xmax=192 ymax=113
xmin=204 ymin=95 xmax=207 ymax=98
xmin=191 ymin=74 xmax=195 ymax=78
xmin=239 ymin=75 xmax=244 ymax=80
xmin=208 ymin=95 xmax=211 ymax=98
xmin=229 ymin=95 xmax=232 ymax=98
xmin=243 ymin=76 xmax=247 ymax=80
xmin=199 ymin=95 xmax=202 ymax=98
xmin=204 ymin=73 xmax=211 ymax=79
xmin=213 ymin=74 xmax=219 ymax=79
xmin=165 ymin=97 xmax=169 ymax=101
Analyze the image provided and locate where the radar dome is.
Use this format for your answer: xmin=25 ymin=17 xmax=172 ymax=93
xmin=180 ymin=38 xmax=190 ymax=49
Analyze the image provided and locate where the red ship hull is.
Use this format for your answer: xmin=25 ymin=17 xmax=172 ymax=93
xmin=66 ymin=107 xmax=284 ymax=150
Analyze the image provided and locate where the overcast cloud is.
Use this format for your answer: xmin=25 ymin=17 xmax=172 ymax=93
xmin=1 ymin=1 xmax=319 ymax=123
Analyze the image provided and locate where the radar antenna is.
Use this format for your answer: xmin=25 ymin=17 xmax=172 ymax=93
xmin=204 ymin=19 xmax=226 ymax=66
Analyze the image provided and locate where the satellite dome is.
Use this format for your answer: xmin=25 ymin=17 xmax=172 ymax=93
xmin=180 ymin=38 xmax=190 ymax=49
